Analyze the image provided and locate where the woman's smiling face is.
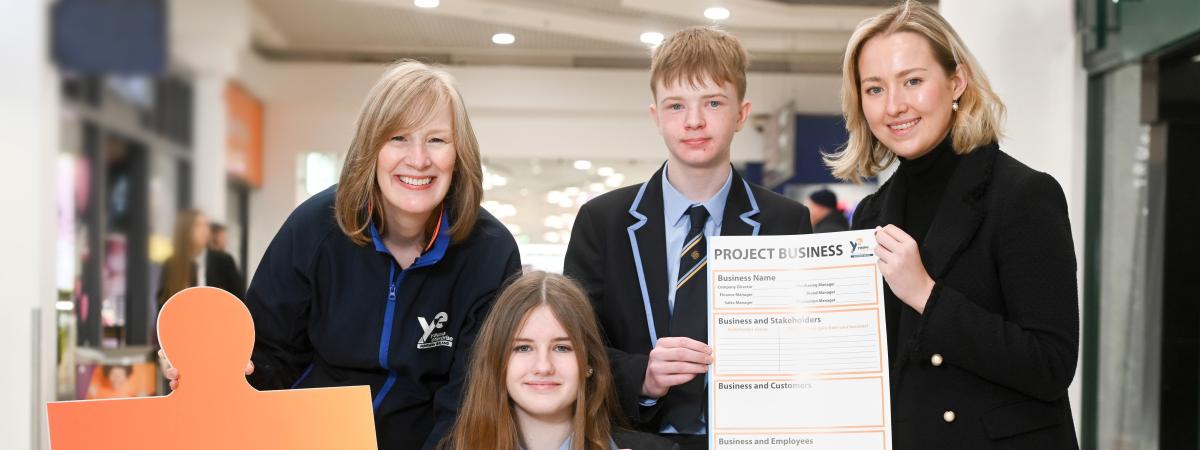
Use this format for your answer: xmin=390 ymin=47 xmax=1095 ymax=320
xmin=857 ymin=31 xmax=965 ymax=160
xmin=375 ymin=104 xmax=456 ymax=221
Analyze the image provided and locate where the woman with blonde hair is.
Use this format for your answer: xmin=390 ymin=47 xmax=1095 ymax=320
xmin=828 ymin=1 xmax=1079 ymax=448
xmin=163 ymin=60 xmax=521 ymax=450
xmin=443 ymin=271 xmax=675 ymax=450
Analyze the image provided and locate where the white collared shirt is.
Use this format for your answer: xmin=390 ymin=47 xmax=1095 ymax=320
xmin=194 ymin=250 xmax=207 ymax=287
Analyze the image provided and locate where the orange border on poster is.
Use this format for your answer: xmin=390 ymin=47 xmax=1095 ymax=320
xmin=708 ymin=254 xmax=888 ymax=447
xmin=711 ymin=309 xmax=884 ymax=378
xmin=712 ymin=430 xmax=888 ymax=449
xmin=710 ymin=264 xmax=880 ymax=312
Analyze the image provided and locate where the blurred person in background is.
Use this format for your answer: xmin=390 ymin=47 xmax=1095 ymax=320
xmin=828 ymin=1 xmax=1079 ymax=447
xmin=157 ymin=209 xmax=245 ymax=306
xmin=442 ymin=271 xmax=675 ymax=450
xmin=209 ymin=222 xmax=229 ymax=252
xmin=208 ymin=221 xmax=245 ymax=285
xmin=164 ymin=60 xmax=521 ymax=450
xmin=806 ymin=188 xmax=848 ymax=233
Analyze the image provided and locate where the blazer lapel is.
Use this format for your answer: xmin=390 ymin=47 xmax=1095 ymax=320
xmin=863 ymin=172 xmax=910 ymax=365
xmin=879 ymin=173 xmax=907 ymax=231
xmin=850 ymin=169 xmax=906 ymax=231
xmin=628 ymin=165 xmax=671 ymax=343
xmin=920 ymin=143 xmax=997 ymax=280
xmin=845 ymin=144 xmax=996 ymax=372
xmin=719 ymin=167 xmax=761 ymax=237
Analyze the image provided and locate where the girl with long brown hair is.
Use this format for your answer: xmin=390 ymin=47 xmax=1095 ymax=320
xmin=444 ymin=271 xmax=675 ymax=450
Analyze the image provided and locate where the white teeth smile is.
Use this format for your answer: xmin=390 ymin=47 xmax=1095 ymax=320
xmin=398 ymin=176 xmax=433 ymax=186
xmin=890 ymin=119 xmax=919 ymax=130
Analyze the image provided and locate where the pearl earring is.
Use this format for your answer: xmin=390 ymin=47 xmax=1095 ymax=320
xmin=587 ymin=367 xmax=594 ymax=377
xmin=952 ymin=100 xmax=960 ymax=112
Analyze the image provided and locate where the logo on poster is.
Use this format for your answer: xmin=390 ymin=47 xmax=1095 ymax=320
xmin=848 ymin=237 xmax=875 ymax=258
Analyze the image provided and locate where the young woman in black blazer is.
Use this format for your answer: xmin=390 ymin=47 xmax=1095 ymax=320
xmin=827 ymin=1 xmax=1079 ymax=448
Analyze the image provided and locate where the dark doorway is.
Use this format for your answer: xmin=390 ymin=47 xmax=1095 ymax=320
xmin=1156 ymin=36 xmax=1200 ymax=449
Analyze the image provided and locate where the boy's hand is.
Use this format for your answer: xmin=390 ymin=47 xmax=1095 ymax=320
xmin=641 ymin=337 xmax=712 ymax=398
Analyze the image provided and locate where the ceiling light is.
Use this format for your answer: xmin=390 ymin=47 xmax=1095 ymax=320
xmin=597 ymin=166 xmax=614 ymax=177
xmin=483 ymin=172 xmax=507 ymax=187
xmin=543 ymin=232 xmax=561 ymax=243
xmin=704 ymin=7 xmax=730 ymax=20
xmin=605 ymin=173 xmax=625 ymax=188
xmin=414 ymin=0 xmax=439 ymax=8
xmin=573 ymin=160 xmax=592 ymax=170
xmin=492 ymin=33 xmax=516 ymax=45
xmin=482 ymin=201 xmax=516 ymax=218
xmin=640 ymin=32 xmax=664 ymax=46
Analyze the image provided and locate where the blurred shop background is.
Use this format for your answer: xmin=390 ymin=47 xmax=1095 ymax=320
xmin=1 ymin=0 xmax=1198 ymax=448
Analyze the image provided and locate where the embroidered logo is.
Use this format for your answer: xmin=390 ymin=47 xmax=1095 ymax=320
xmin=417 ymin=312 xmax=453 ymax=349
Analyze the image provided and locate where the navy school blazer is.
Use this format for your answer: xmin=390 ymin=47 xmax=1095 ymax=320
xmin=563 ymin=164 xmax=811 ymax=431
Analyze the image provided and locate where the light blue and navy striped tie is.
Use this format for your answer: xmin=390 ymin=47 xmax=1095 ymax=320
xmin=665 ymin=204 xmax=709 ymax=431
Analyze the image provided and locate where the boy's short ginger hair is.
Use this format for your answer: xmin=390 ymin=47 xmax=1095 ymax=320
xmin=649 ymin=26 xmax=749 ymax=101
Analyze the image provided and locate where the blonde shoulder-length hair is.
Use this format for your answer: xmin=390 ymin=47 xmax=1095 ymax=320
xmin=826 ymin=0 xmax=1005 ymax=182
xmin=335 ymin=60 xmax=483 ymax=246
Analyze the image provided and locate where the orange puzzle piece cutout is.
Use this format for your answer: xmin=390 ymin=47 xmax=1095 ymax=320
xmin=47 ymin=287 xmax=378 ymax=450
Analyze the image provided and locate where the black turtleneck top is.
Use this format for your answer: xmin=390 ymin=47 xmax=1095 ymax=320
xmin=897 ymin=135 xmax=960 ymax=245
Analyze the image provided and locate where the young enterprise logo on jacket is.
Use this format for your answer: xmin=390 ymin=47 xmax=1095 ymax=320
xmin=417 ymin=312 xmax=453 ymax=349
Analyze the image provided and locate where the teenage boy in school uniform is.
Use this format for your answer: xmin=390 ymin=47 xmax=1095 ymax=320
xmin=564 ymin=26 xmax=812 ymax=450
